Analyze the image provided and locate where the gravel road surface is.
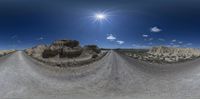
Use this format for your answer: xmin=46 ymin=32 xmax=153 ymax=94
xmin=1 ymin=51 xmax=200 ymax=99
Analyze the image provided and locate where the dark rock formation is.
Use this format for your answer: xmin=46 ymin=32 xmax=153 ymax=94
xmin=84 ymin=45 xmax=101 ymax=54
xmin=25 ymin=39 xmax=103 ymax=60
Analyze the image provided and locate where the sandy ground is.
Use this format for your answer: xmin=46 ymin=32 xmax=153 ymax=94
xmin=1 ymin=50 xmax=200 ymax=99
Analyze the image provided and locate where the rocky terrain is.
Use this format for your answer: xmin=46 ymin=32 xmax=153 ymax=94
xmin=119 ymin=46 xmax=200 ymax=64
xmin=25 ymin=40 xmax=107 ymax=67
xmin=0 ymin=50 xmax=16 ymax=57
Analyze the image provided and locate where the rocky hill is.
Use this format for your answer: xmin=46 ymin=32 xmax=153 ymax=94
xmin=0 ymin=50 xmax=16 ymax=56
xmin=25 ymin=39 xmax=106 ymax=67
xmin=148 ymin=46 xmax=200 ymax=62
xmin=121 ymin=46 xmax=200 ymax=64
xmin=148 ymin=46 xmax=200 ymax=57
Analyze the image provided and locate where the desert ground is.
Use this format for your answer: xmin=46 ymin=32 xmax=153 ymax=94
xmin=1 ymin=49 xmax=200 ymax=99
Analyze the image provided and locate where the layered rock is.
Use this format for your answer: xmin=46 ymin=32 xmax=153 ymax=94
xmin=0 ymin=50 xmax=16 ymax=56
xmin=42 ymin=40 xmax=83 ymax=58
xmin=25 ymin=45 xmax=47 ymax=58
xmin=25 ymin=39 xmax=106 ymax=67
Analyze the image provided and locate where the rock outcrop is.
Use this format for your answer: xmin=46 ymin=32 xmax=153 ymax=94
xmin=0 ymin=50 xmax=16 ymax=56
xmin=25 ymin=39 xmax=106 ymax=67
xmin=25 ymin=45 xmax=47 ymax=58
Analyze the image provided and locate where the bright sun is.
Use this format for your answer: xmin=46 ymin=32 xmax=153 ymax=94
xmin=95 ymin=13 xmax=106 ymax=20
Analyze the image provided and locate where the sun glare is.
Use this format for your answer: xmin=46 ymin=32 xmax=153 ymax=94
xmin=95 ymin=13 xmax=106 ymax=20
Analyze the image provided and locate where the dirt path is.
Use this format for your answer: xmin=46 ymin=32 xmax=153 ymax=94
xmin=1 ymin=51 xmax=200 ymax=99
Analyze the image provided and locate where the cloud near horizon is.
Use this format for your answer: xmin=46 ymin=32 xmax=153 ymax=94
xmin=132 ymin=44 xmax=150 ymax=49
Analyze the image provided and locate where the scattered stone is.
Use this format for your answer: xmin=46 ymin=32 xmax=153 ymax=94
xmin=120 ymin=46 xmax=200 ymax=64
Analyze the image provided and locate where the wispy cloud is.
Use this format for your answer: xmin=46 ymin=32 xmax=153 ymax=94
xmin=37 ymin=37 xmax=44 ymax=40
xmin=158 ymin=38 xmax=165 ymax=41
xmin=142 ymin=34 xmax=149 ymax=38
xmin=186 ymin=43 xmax=192 ymax=46
xmin=17 ymin=40 xmax=22 ymax=43
xmin=11 ymin=35 xmax=18 ymax=39
xmin=148 ymin=42 xmax=153 ymax=45
xmin=116 ymin=40 xmax=124 ymax=45
xmin=170 ymin=42 xmax=174 ymax=45
xmin=149 ymin=38 xmax=154 ymax=41
xmin=106 ymin=34 xmax=116 ymax=41
xmin=150 ymin=26 xmax=162 ymax=32
xmin=172 ymin=39 xmax=176 ymax=42
xmin=178 ymin=41 xmax=183 ymax=44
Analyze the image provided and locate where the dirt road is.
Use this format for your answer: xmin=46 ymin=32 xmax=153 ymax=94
xmin=1 ymin=51 xmax=200 ymax=99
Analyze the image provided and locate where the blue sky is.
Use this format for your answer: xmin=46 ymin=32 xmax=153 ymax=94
xmin=0 ymin=0 xmax=200 ymax=49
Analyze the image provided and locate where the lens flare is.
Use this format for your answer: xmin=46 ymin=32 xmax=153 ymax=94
xmin=89 ymin=10 xmax=112 ymax=23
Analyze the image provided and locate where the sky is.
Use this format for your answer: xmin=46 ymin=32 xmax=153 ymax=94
xmin=0 ymin=0 xmax=200 ymax=49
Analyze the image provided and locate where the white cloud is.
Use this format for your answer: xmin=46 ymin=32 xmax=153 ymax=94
xmin=150 ymin=26 xmax=162 ymax=32
xmin=142 ymin=34 xmax=149 ymax=38
xmin=116 ymin=40 xmax=124 ymax=45
xmin=172 ymin=39 xmax=176 ymax=42
xmin=149 ymin=38 xmax=153 ymax=41
xmin=186 ymin=43 xmax=192 ymax=46
xmin=170 ymin=42 xmax=174 ymax=45
xmin=178 ymin=41 xmax=183 ymax=44
xmin=37 ymin=37 xmax=44 ymax=40
xmin=106 ymin=34 xmax=116 ymax=41
xmin=148 ymin=42 xmax=153 ymax=45
xmin=158 ymin=38 xmax=165 ymax=41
